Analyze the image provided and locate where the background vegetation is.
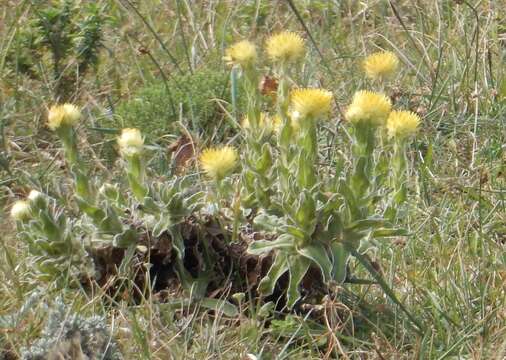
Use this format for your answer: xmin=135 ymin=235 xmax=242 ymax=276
xmin=1 ymin=0 xmax=505 ymax=358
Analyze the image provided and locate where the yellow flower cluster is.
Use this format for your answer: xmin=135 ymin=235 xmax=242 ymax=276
xmin=225 ymin=31 xmax=305 ymax=68
xmin=345 ymin=90 xmax=421 ymax=138
xmin=200 ymin=146 xmax=238 ymax=180
xmin=363 ymin=51 xmax=399 ymax=80
xmin=266 ymin=32 xmax=305 ymax=63
xmin=386 ymin=111 xmax=421 ymax=138
xmin=290 ymin=88 xmax=333 ymax=121
xmin=47 ymin=104 xmax=81 ymax=130
xmin=224 ymin=40 xmax=257 ymax=68
xmin=117 ymin=128 xmax=144 ymax=157
xmin=345 ymin=91 xmax=392 ymax=126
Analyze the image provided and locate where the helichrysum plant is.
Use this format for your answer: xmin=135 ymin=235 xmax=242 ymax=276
xmin=47 ymin=104 xmax=82 ymax=165
xmin=11 ymin=102 xmax=205 ymax=288
xmin=222 ymin=34 xmax=422 ymax=318
xmin=117 ymin=128 xmax=147 ymax=201
xmin=7 ymin=31 xmax=422 ymax=331
xmin=10 ymin=190 xmax=94 ymax=285
xmin=385 ymin=110 xmax=421 ymax=218
xmin=47 ymin=104 xmax=131 ymax=249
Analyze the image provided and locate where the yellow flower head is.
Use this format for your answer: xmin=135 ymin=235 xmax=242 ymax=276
xmin=345 ymin=91 xmax=392 ymax=126
xmin=224 ymin=40 xmax=257 ymax=67
xmin=290 ymin=88 xmax=333 ymax=121
xmin=47 ymin=103 xmax=81 ymax=130
xmin=200 ymin=146 xmax=238 ymax=180
xmin=10 ymin=200 xmax=31 ymax=221
xmin=386 ymin=110 xmax=421 ymax=138
xmin=363 ymin=51 xmax=399 ymax=80
xmin=266 ymin=31 xmax=305 ymax=63
xmin=117 ymin=128 xmax=144 ymax=157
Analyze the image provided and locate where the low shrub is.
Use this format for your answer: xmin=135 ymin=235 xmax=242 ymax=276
xmin=111 ymin=68 xmax=233 ymax=139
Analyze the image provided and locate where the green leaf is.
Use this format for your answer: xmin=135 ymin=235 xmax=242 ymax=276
xmin=127 ymin=173 xmax=148 ymax=201
xmin=286 ymin=255 xmax=311 ymax=309
xmin=152 ymin=214 xmax=171 ymax=238
xmin=297 ymin=244 xmax=332 ymax=282
xmin=247 ymin=234 xmax=294 ymax=255
xmin=372 ymin=228 xmax=410 ymax=238
xmin=258 ymin=253 xmax=289 ymax=296
xmin=200 ymin=298 xmax=239 ymax=317
xmin=339 ymin=180 xmax=360 ymax=219
xmin=184 ymin=191 xmax=205 ymax=209
xmin=253 ymin=212 xmax=284 ymax=232
xmin=346 ymin=217 xmax=385 ymax=232
xmin=295 ymin=190 xmax=316 ymax=230
xmin=350 ymin=156 xmax=370 ymax=196
xmin=296 ymin=152 xmax=316 ymax=188
xmin=280 ymin=225 xmax=308 ymax=241
xmin=168 ymin=226 xmax=185 ymax=259
xmin=75 ymin=196 xmax=105 ymax=222
xmin=330 ymin=242 xmax=350 ymax=283
xmin=113 ymin=229 xmax=138 ymax=248
xmin=256 ymin=143 xmax=272 ymax=173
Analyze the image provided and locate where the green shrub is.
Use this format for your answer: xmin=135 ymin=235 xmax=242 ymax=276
xmin=5 ymin=0 xmax=106 ymax=100
xmin=112 ymin=68 xmax=233 ymax=139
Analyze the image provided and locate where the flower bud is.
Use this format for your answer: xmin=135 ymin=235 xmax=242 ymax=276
xmin=117 ymin=128 xmax=144 ymax=157
xmin=232 ymin=292 xmax=245 ymax=303
xmin=28 ymin=190 xmax=46 ymax=210
xmin=10 ymin=200 xmax=31 ymax=221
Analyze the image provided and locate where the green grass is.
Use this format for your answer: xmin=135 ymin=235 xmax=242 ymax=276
xmin=1 ymin=0 xmax=505 ymax=358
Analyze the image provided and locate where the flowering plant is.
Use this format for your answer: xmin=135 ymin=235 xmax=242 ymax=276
xmin=8 ymin=34 xmax=421 ymax=328
xmin=223 ymin=34 xmax=421 ymax=313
